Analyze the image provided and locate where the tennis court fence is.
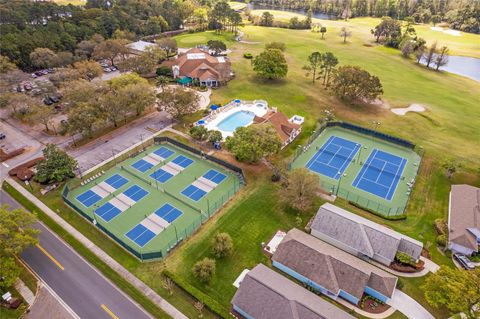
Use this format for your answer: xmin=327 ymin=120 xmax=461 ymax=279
xmin=62 ymin=181 xmax=241 ymax=261
xmin=154 ymin=136 xmax=246 ymax=185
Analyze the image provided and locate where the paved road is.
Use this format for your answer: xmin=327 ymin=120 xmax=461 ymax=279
xmin=1 ymin=190 xmax=153 ymax=319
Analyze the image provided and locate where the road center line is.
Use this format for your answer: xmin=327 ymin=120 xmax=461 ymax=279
xmin=36 ymin=244 xmax=65 ymax=271
xmin=101 ymin=304 xmax=120 ymax=319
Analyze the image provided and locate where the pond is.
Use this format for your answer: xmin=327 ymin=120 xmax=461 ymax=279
xmin=246 ymin=3 xmax=335 ymax=20
xmin=430 ymin=55 xmax=480 ymax=82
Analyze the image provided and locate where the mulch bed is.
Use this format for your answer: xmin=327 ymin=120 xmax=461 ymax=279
xmin=361 ymin=298 xmax=391 ymax=314
xmin=390 ymin=259 xmax=425 ymax=273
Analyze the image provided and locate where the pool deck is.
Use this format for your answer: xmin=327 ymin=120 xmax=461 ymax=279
xmin=203 ymin=100 xmax=269 ymax=138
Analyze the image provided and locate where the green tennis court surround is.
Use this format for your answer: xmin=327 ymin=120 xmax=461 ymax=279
xmin=64 ymin=141 xmax=243 ymax=260
xmin=291 ymin=123 xmax=421 ymax=218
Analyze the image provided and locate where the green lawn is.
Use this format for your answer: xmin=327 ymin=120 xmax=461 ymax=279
xmin=165 ymin=24 xmax=480 ymax=318
xmin=228 ymin=1 xmax=247 ymax=11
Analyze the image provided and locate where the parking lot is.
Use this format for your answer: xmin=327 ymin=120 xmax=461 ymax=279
xmin=68 ymin=111 xmax=172 ymax=173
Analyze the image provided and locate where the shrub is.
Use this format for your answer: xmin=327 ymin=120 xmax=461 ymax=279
xmin=156 ymin=66 xmax=172 ymax=77
xmin=212 ymin=233 xmax=233 ymax=258
xmin=207 ymin=130 xmax=223 ymax=143
xmin=265 ymin=42 xmax=286 ymax=51
xmin=189 ymin=126 xmax=208 ymax=141
xmin=436 ymin=234 xmax=447 ymax=247
xmin=192 ymin=258 xmax=216 ymax=282
xmin=243 ymin=53 xmax=253 ymax=59
xmin=395 ymin=251 xmax=417 ymax=267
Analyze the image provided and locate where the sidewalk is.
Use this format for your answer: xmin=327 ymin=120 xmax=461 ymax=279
xmin=25 ymin=284 xmax=77 ymax=319
xmin=335 ymin=297 xmax=396 ymax=318
xmin=7 ymin=177 xmax=187 ymax=319
xmin=370 ymin=256 xmax=440 ymax=277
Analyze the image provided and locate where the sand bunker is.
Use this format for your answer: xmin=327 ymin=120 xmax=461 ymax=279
xmin=391 ymin=104 xmax=426 ymax=115
xmin=430 ymin=27 xmax=462 ymax=36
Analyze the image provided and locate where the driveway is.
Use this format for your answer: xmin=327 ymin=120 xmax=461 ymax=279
xmin=387 ymin=289 xmax=435 ymax=319
xmin=67 ymin=111 xmax=171 ymax=172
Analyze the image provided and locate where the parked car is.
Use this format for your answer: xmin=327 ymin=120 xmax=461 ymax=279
xmin=43 ymin=97 xmax=54 ymax=106
xmin=103 ymin=67 xmax=111 ymax=73
xmin=110 ymin=66 xmax=117 ymax=71
xmin=454 ymin=253 xmax=475 ymax=270
xmin=49 ymin=96 xmax=60 ymax=103
xmin=0 ymin=133 xmax=6 ymax=140
xmin=31 ymin=73 xmax=38 ymax=78
xmin=35 ymin=71 xmax=43 ymax=77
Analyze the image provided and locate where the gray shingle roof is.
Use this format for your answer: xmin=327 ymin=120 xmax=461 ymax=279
xmin=273 ymin=229 xmax=397 ymax=300
xmin=311 ymin=203 xmax=423 ymax=262
xmin=449 ymin=185 xmax=480 ymax=252
xmin=232 ymin=264 xmax=355 ymax=319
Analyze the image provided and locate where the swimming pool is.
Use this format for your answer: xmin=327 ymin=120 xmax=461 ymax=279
xmin=217 ymin=111 xmax=255 ymax=133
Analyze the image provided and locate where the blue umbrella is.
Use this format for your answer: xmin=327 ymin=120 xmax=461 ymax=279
xmin=198 ymin=120 xmax=205 ymax=125
xmin=234 ymin=99 xmax=241 ymax=103
xmin=210 ymin=105 xmax=218 ymax=110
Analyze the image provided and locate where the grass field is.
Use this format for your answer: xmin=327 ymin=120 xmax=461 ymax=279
xmin=228 ymin=1 xmax=247 ymax=10
xmin=249 ymin=13 xmax=480 ymax=58
xmin=291 ymin=125 xmax=421 ymax=217
xmin=65 ymin=142 xmax=241 ymax=259
xmin=168 ymin=23 xmax=480 ymax=318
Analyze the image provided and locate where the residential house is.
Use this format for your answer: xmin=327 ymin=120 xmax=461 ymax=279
xmin=231 ymin=264 xmax=355 ymax=319
xmin=448 ymin=184 xmax=480 ymax=255
xmin=272 ymin=228 xmax=397 ymax=305
xmin=162 ymin=48 xmax=232 ymax=87
xmin=310 ymin=203 xmax=423 ymax=266
xmin=253 ymin=110 xmax=302 ymax=148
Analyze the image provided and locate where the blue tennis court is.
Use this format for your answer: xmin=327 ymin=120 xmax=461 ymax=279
xmin=76 ymin=190 xmax=101 ymax=207
xmin=126 ymin=224 xmax=156 ymax=247
xmin=154 ymin=147 xmax=175 ymax=159
xmin=154 ymin=204 xmax=183 ymax=223
xmin=306 ymin=136 xmax=361 ymax=180
xmin=352 ymin=149 xmax=407 ymax=200
xmin=131 ymin=159 xmax=154 ymax=173
xmin=181 ymin=185 xmax=207 ymax=201
xmin=150 ymin=168 xmax=174 ymax=183
xmin=171 ymin=155 xmax=194 ymax=169
xmin=123 ymin=185 xmax=149 ymax=202
xmin=95 ymin=202 xmax=122 ymax=222
xmin=104 ymin=174 xmax=129 ymax=189
xmin=203 ymin=169 xmax=227 ymax=184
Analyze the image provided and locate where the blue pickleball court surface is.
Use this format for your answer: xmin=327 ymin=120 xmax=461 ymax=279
xmin=154 ymin=204 xmax=183 ymax=223
xmin=202 ymin=169 xmax=227 ymax=184
xmin=123 ymin=185 xmax=149 ymax=202
xmin=150 ymin=168 xmax=174 ymax=183
xmin=126 ymin=224 xmax=156 ymax=247
xmin=181 ymin=185 xmax=207 ymax=201
xmin=154 ymin=147 xmax=175 ymax=159
xmin=306 ymin=136 xmax=361 ymax=180
xmin=131 ymin=159 xmax=154 ymax=173
xmin=104 ymin=174 xmax=129 ymax=189
xmin=352 ymin=149 xmax=407 ymax=200
xmin=95 ymin=202 xmax=122 ymax=222
xmin=171 ymin=155 xmax=194 ymax=169
xmin=76 ymin=190 xmax=101 ymax=207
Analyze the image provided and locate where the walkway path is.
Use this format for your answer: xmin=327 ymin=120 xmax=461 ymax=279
xmin=370 ymin=256 xmax=440 ymax=277
xmin=335 ymin=297 xmax=396 ymax=318
xmin=236 ymin=31 xmax=260 ymax=44
xmin=7 ymin=177 xmax=187 ymax=319
xmin=387 ymin=289 xmax=435 ymax=319
xmin=14 ymin=279 xmax=35 ymax=306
